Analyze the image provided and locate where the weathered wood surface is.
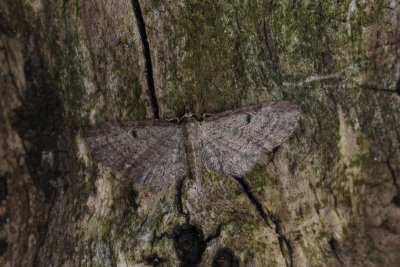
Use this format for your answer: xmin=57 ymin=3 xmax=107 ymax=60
xmin=0 ymin=0 xmax=399 ymax=266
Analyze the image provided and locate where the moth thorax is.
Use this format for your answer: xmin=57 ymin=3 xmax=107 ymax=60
xmin=184 ymin=116 xmax=199 ymax=127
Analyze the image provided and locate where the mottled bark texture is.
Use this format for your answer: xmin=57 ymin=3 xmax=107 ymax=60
xmin=0 ymin=0 xmax=399 ymax=266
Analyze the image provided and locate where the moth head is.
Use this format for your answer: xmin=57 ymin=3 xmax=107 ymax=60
xmin=178 ymin=112 xmax=199 ymax=124
xmin=184 ymin=112 xmax=194 ymax=118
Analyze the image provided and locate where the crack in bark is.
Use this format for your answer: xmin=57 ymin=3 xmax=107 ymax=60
xmin=269 ymin=213 xmax=294 ymax=267
xmin=387 ymin=157 xmax=399 ymax=193
xmin=0 ymin=8 xmax=16 ymax=37
xmin=144 ymin=253 xmax=165 ymax=266
xmin=232 ymin=176 xmax=271 ymax=227
xmin=260 ymin=17 xmax=283 ymax=85
xmin=176 ymin=177 xmax=190 ymax=223
xmin=361 ymin=85 xmax=399 ymax=95
xmin=205 ymin=224 xmax=222 ymax=243
xmin=131 ymin=0 xmax=160 ymax=119
xmin=1 ymin=45 xmax=25 ymax=102
xmin=386 ymin=154 xmax=400 ymax=207
xmin=232 ymin=176 xmax=293 ymax=267
xmin=32 ymin=203 xmax=56 ymax=266
xmin=150 ymin=230 xmax=169 ymax=251
xmin=329 ymin=237 xmax=346 ymax=266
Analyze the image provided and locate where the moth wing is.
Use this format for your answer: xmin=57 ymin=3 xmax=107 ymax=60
xmin=85 ymin=121 xmax=188 ymax=191
xmin=200 ymin=101 xmax=300 ymax=178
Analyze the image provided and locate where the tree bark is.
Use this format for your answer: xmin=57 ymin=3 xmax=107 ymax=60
xmin=1 ymin=0 xmax=400 ymax=266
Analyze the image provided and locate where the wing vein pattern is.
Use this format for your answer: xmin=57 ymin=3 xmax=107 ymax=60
xmin=200 ymin=101 xmax=300 ymax=178
xmin=86 ymin=122 xmax=188 ymax=191
xmin=85 ymin=101 xmax=300 ymax=191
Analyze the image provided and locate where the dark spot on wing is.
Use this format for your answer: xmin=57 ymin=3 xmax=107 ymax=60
xmin=246 ymin=114 xmax=251 ymax=124
xmin=130 ymin=129 xmax=137 ymax=138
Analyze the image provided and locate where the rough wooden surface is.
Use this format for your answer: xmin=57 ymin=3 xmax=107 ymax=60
xmin=0 ymin=0 xmax=399 ymax=266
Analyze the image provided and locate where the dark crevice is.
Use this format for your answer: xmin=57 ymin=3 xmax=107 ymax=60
xmin=386 ymin=157 xmax=399 ymax=193
xmin=152 ymin=223 xmax=220 ymax=267
xmin=145 ymin=253 xmax=165 ymax=266
xmin=2 ymin=45 xmax=25 ymax=102
xmin=269 ymin=213 xmax=294 ymax=267
xmin=278 ymin=236 xmax=293 ymax=267
xmin=379 ymin=219 xmax=399 ymax=234
xmin=396 ymin=79 xmax=400 ymax=96
xmin=0 ymin=175 xmax=8 ymax=202
xmin=232 ymin=176 xmax=293 ymax=267
xmin=172 ymin=224 xmax=206 ymax=267
xmin=176 ymin=177 xmax=190 ymax=223
xmin=33 ymin=220 xmax=53 ymax=266
xmin=124 ymin=185 xmax=139 ymax=211
xmin=232 ymin=176 xmax=270 ymax=226
xmin=212 ymin=248 xmax=239 ymax=267
xmin=131 ymin=0 xmax=160 ymax=119
xmin=150 ymin=231 xmax=169 ymax=251
xmin=13 ymin=55 xmax=65 ymax=198
xmin=0 ymin=8 xmax=16 ymax=37
xmin=392 ymin=194 xmax=400 ymax=207
xmin=329 ymin=237 xmax=346 ymax=266
xmin=386 ymin=156 xmax=400 ymax=207
xmin=205 ymin=224 xmax=223 ymax=243
xmin=151 ymin=222 xmax=221 ymax=266
xmin=11 ymin=43 xmax=69 ymax=265
xmin=362 ymin=85 xmax=398 ymax=95
xmin=0 ymin=239 xmax=8 ymax=256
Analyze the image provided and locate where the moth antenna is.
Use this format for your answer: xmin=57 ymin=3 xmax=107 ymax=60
xmin=202 ymin=113 xmax=213 ymax=119
xmin=177 ymin=112 xmax=193 ymax=124
xmin=166 ymin=117 xmax=180 ymax=124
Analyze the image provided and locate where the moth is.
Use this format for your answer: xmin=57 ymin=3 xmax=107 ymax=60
xmin=85 ymin=101 xmax=300 ymax=191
